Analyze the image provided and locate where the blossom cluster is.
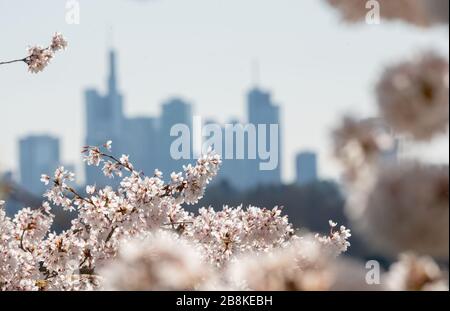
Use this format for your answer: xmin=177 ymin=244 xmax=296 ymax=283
xmin=26 ymin=33 xmax=68 ymax=73
xmin=0 ymin=33 xmax=67 ymax=73
xmin=0 ymin=142 xmax=352 ymax=290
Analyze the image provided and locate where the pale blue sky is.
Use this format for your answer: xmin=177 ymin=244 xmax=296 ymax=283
xmin=0 ymin=0 xmax=448 ymax=183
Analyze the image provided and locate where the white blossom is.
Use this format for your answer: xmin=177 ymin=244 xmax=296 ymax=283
xmin=86 ymin=185 xmax=96 ymax=195
xmin=18 ymin=33 xmax=68 ymax=74
xmin=40 ymin=174 xmax=50 ymax=185
xmin=0 ymin=141 xmax=351 ymax=291
xmin=26 ymin=46 xmax=54 ymax=74
xmin=103 ymin=140 xmax=112 ymax=151
xmin=315 ymin=222 xmax=352 ymax=257
xmin=50 ymin=32 xmax=68 ymax=52
xmin=185 ymin=205 xmax=294 ymax=266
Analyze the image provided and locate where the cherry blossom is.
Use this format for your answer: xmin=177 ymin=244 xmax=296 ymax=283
xmin=50 ymin=32 xmax=68 ymax=52
xmin=0 ymin=141 xmax=351 ymax=290
xmin=0 ymin=33 xmax=68 ymax=73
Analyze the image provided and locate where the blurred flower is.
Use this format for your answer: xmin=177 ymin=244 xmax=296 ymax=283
xmin=328 ymin=257 xmax=385 ymax=291
xmin=376 ymin=51 xmax=449 ymax=140
xmin=347 ymin=162 xmax=449 ymax=259
xmin=103 ymin=140 xmax=112 ymax=151
xmin=100 ymin=231 xmax=211 ymax=290
xmin=326 ymin=0 xmax=448 ymax=27
xmin=224 ymin=223 xmax=352 ymax=291
xmin=384 ymin=253 xmax=449 ymax=291
xmin=225 ymin=237 xmax=333 ymax=291
xmin=332 ymin=116 xmax=393 ymax=183
xmin=423 ymin=0 xmax=449 ymax=24
xmin=40 ymin=174 xmax=50 ymax=185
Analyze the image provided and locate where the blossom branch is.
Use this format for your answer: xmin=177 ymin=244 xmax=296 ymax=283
xmin=0 ymin=58 xmax=27 ymax=66
xmin=0 ymin=33 xmax=67 ymax=73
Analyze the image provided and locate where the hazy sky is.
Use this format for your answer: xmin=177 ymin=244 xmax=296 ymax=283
xmin=0 ymin=0 xmax=448 ymax=183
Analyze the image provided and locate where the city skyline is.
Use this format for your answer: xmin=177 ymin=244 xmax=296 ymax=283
xmin=15 ymin=48 xmax=317 ymax=191
xmin=1 ymin=0 xmax=448 ymax=183
xmin=84 ymin=48 xmax=288 ymax=189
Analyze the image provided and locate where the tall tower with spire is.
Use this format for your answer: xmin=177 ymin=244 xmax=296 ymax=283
xmin=108 ymin=50 xmax=117 ymax=93
xmin=246 ymin=87 xmax=282 ymax=188
xmin=84 ymin=48 xmax=124 ymax=186
xmin=106 ymin=49 xmax=124 ymax=138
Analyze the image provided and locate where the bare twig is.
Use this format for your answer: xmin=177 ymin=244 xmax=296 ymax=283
xmin=0 ymin=57 xmax=27 ymax=66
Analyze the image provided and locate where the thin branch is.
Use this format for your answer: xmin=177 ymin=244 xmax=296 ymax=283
xmin=100 ymin=152 xmax=138 ymax=173
xmin=66 ymin=185 xmax=95 ymax=206
xmin=19 ymin=229 xmax=32 ymax=253
xmin=53 ymin=179 xmax=94 ymax=206
xmin=162 ymin=221 xmax=193 ymax=226
xmin=0 ymin=57 xmax=27 ymax=66
xmin=105 ymin=226 xmax=118 ymax=244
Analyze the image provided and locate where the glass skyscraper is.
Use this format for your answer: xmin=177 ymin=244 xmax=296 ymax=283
xmin=85 ymin=49 xmax=124 ymax=186
xmin=247 ymin=87 xmax=282 ymax=188
xmin=19 ymin=135 xmax=60 ymax=195
xmin=296 ymin=151 xmax=318 ymax=186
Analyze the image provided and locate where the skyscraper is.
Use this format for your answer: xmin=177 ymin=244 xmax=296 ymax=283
xmin=123 ymin=117 xmax=161 ymax=175
xmin=203 ymin=118 xmax=249 ymax=190
xmin=19 ymin=135 xmax=60 ymax=195
xmin=296 ymin=151 xmax=318 ymax=186
xmin=85 ymin=49 xmax=124 ymax=186
xmin=221 ymin=119 xmax=250 ymax=190
xmin=160 ymin=98 xmax=193 ymax=177
xmin=247 ymin=87 xmax=282 ymax=188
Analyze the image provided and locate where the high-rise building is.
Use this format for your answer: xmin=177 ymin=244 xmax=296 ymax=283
xmin=85 ymin=49 xmax=124 ymax=186
xmin=84 ymin=49 xmax=196 ymax=185
xmin=296 ymin=151 xmax=318 ymax=186
xmin=221 ymin=119 xmax=250 ymax=190
xmin=160 ymin=98 xmax=193 ymax=177
xmin=203 ymin=118 xmax=249 ymax=190
xmin=19 ymin=135 xmax=60 ymax=195
xmin=247 ymin=87 xmax=282 ymax=188
xmin=123 ymin=117 xmax=161 ymax=175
